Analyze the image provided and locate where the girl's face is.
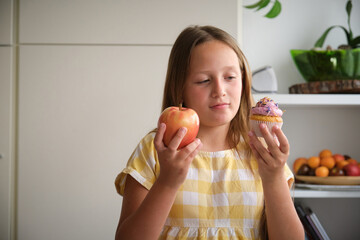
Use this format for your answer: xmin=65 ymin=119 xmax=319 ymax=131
xmin=183 ymin=40 xmax=242 ymax=129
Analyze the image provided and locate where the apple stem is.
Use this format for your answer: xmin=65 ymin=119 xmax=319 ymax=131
xmin=179 ymin=103 xmax=182 ymax=111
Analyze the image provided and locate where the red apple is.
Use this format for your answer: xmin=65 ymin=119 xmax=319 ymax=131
xmin=343 ymin=164 xmax=360 ymax=176
xmin=333 ymin=153 xmax=345 ymax=163
xmin=158 ymin=104 xmax=199 ymax=149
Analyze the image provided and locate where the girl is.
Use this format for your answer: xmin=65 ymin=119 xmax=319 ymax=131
xmin=115 ymin=25 xmax=304 ymax=240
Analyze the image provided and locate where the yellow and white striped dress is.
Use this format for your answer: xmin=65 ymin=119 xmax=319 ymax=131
xmin=115 ymin=132 xmax=294 ymax=240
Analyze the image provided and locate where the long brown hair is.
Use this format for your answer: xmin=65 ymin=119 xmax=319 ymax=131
xmin=162 ymin=25 xmax=267 ymax=239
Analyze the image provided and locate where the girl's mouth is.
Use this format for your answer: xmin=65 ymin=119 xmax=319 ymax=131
xmin=210 ymin=103 xmax=229 ymax=109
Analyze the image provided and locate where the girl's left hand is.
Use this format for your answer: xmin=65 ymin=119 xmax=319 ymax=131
xmin=248 ymin=123 xmax=290 ymax=183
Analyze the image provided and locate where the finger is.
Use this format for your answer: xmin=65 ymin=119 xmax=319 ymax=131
xmin=167 ymin=127 xmax=187 ymax=150
xmin=248 ymin=130 xmax=271 ymax=163
xmin=259 ymin=123 xmax=278 ymax=151
xmin=154 ymin=123 xmax=166 ymax=150
xmin=183 ymin=139 xmax=202 ymax=163
xmin=179 ymin=138 xmax=202 ymax=160
xmin=249 ymin=129 xmax=272 ymax=164
xmin=248 ymin=130 xmax=262 ymax=150
xmin=259 ymin=124 xmax=287 ymax=161
xmin=273 ymin=125 xmax=290 ymax=154
xmin=249 ymin=142 xmax=266 ymax=164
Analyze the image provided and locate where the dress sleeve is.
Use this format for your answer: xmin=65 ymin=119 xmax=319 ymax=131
xmin=284 ymin=163 xmax=294 ymax=188
xmin=114 ymin=132 xmax=160 ymax=196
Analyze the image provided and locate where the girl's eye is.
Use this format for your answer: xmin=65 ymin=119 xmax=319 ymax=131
xmin=226 ymin=76 xmax=236 ymax=80
xmin=196 ymin=79 xmax=210 ymax=84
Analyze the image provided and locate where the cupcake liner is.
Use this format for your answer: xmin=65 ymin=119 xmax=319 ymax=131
xmin=250 ymin=119 xmax=283 ymax=138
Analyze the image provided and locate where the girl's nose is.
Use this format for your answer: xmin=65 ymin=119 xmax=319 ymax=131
xmin=211 ymin=79 xmax=226 ymax=98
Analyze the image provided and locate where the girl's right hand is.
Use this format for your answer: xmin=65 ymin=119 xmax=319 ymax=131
xmin=154 ymin=123 xmax=202 ymax=190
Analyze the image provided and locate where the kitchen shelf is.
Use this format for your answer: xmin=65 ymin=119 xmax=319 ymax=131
xmin=293 ymin=189 xmax=360 ymax=198
xmin=253 ymin=94 xmax=360 ymax=106
xmin=252 ymin=93 xmax=360 ymax=200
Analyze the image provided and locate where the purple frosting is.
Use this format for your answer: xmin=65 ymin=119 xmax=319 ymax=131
xmin=251 ymin=97 xmax=283 ymax=117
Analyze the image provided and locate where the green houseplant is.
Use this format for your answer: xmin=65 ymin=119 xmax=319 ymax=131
xmin=290 ymin=0 xmax=360 ymax=82
xmin=244 ymin=0 xmax=282 ymax=19
xmin=314 ymin=0 xmax=360 ymax=49
xmin=246 ymin=0 xmax=360 ymax=83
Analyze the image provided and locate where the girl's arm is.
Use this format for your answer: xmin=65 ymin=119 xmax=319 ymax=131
xmin=248 ymin=124 xmax=304 ymax=240
xmin=115 ymin=175 xmax=178 ymax=240
xmin=115 ymin=123 xmax=202 ymax=240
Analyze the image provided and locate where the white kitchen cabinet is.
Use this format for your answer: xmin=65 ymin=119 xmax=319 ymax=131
xmin=0 ymin=1 xmax=14 ymax=239
xmin=0 ymin=47 xmax=13 ymax=240
xmin=0 ymin=0 xmax=13 ymax=45
xmin=19 ymin=0 xmax=238 ymax=44
xmin=254 ymin=93 xmax=360 ymax=239
xmin=17 ymin=45 xmax=171 ymax=240
xmin=14 ymin=1 xmax=240 ymax=239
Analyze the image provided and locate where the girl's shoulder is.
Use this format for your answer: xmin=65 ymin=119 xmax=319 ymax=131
xmin=143 ymin=130 xmax=157 ymax=142
xmin=135 ymin=131 xmax=157 ymax=151
xmin=115 ymin=131 xmax=158 ymax=195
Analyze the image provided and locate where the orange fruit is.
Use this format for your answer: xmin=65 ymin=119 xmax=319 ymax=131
xmin=293 ymin=158 xmax=308 ymax=174
xmin=348 ymin=158 xmax=358 ymax=165
xmin=319 ymin=149 xmax=332 ymax=158
xmin=320 ymin=156 xmax=336 ymax=169
xmin=308 ymin=156 xmax=320 ymax=169
xmin=315 ymin=166 xmax=329 ymax=177
xmin=336 ymin=160 xmax=349 ymax=169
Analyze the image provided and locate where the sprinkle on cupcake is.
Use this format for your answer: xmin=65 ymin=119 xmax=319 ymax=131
xmin=251 ymin=97 xmax=283 ymax=117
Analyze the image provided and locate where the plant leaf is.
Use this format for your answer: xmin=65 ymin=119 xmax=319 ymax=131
xmin=265 ymin=0 xmax=282 ymax=18
xmin=346 ymin=0 xmax=352 ymax=18
xmin=341 ymin=26 xmax=352 ymax=45
xmin=256 ymin=0 xmax=271 ymax=11
xmin=244 ymin=0 xmax=266 ymax=9
xmin=346 ymin=0 xmax=353 ymax=38
xmin=314 ymin=25 xmax=350 ymax=48
xmin=350 ymin=36 xmax=360 ymax=48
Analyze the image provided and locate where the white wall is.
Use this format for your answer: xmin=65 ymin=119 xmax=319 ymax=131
xmin=242 ymin=0 xmax=360 ymax=93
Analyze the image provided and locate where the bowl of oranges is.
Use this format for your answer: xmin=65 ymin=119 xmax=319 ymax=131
xmin=294 ymin=149 xmax=360 ymax=185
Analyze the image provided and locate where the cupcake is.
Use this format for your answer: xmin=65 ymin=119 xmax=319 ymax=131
xmin=250 ymin=97 xmax=283 ymax=137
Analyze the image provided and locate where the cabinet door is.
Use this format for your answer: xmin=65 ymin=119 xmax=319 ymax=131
xmin=0 ymin=47 xmax=13 ymax=240
xmin=18 ymin=45 xmax=171 ymax=240
xmin=0 ymin=0 xmax=12 ymax=44
xmin=19 ymin=0 xmax=238 ymax=44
